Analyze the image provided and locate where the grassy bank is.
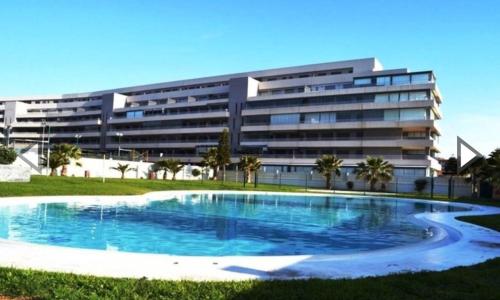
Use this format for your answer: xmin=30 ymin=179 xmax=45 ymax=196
xmin=0 ymin=175 xmax=303 ymax=197
xmin=0 ymin=258 xmax=499 ymax=300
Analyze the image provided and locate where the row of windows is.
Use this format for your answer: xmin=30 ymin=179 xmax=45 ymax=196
xmin=354 ymin=72 xmax=433 ymax=87
xmin=267 ymin=108 xmax=429 ymax=125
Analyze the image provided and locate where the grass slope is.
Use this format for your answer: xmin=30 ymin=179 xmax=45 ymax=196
xmin=0 ymin=258 xmax=499 ymax=300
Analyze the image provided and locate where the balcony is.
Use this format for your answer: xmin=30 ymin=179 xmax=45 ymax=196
xmin=241 ymin=119 xmax=439 ymax=132
xmin=12 ymin=119 xmax=101 ymax=128
xmin=240 ymin=136 xmax=435 ymax=149
xmin=242 ymin=100 xmax=435 ymax=116
xmin=108 ymin=110 xmax=229 ymax=124
xmin=107 ymin=126 xmax=228 ymax=136
xmin=107 ymin=141 xmax=218 ymax=149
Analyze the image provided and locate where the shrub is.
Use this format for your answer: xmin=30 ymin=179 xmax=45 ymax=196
xmin=346 ymin=181 xmax=354 ymax=190
xmin=191 ymin=169 xmax=201 ymax=177
xmin=414 ymin=178 xmax=428 ymax=193
xmin=0 ymin=146 xmax=17 ymax=165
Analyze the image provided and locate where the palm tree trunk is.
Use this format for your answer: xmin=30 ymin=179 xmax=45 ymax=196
xmin=50 ymin=168 xmax=57 ymax=176
xmin=172 ymin=173 xmax=176 ymax=181
xmin=163 ymin=170 xmax=167 ymax=180
xmin=61 ymin=165 xmax=67 ymax=176
xmin=326 ymin=174 xmax=331 ymax=189
xmin=247 ymin=170 xmax=252 ymax=183
xmin=121 ymin=172 xmax=125 ymax=179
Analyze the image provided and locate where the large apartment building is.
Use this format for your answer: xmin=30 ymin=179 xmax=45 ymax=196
xmin=0 ymin=58 xmax=442 ymax=176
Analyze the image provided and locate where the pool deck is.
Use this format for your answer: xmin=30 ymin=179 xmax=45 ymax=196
xmin=0 ymin=190 xmax=499 ymax=281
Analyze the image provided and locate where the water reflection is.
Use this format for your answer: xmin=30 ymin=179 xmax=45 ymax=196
xmin=0 ymin=194 xmax=467 ymax=256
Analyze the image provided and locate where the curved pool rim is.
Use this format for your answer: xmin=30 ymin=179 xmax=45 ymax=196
xmin=0 ymin=190 xmax=499 ymax=281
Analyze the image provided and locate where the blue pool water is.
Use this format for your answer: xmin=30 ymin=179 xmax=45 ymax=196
xmin=0 ymin=193 xmax=466 ymax=256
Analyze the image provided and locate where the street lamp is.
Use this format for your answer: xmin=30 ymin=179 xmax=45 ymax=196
xmin=75 ymin=134 xmax=82 ymax=147
xmin=41 ymin=120 xmax=51 ymax=176
xmin=276 ymin=169 xmax=281 ymax=189
xmin=116 ymin=132 xmax=123 ymax=157
xmin=5 ymin=125 xmax=12 ymax=146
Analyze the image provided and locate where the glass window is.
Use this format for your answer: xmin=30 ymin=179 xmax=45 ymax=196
xmin=389 ymin=93 xmax=399 ymax=103
xmin=411 ymin=73 xmax=430 ymax=84
xmin=400 ymin=108 xmax=427 ymax=121
xmin=320 ymin=112 xmax=336 ymax=123
xmin=126 ymin=110 xmax=144 ymax=119
xmin=384 ymin=109 xmax=399 ymax=121
xmin=392 ymin=75 xmax=411 ymax=85
xmin=399 ymin=92 xmax=409 ymax=102
xmin=270 ymin=113 xmax=300 ymax=125
xmin=374 ymin=94 xmax=389 ymax=103
xmin=304 ymin=113 xmax=320 ymax=124
xmin=376 ymin=76 xmax=391 ymax=86
xmin=354 ymin=78 xmax=372 ymax=86
xmin=409 ymin=91 xmax=428 ymax=101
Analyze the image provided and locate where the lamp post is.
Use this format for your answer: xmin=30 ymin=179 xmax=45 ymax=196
xmin=276 ymin=169 xmax=281 ymax=189
xmin=116 ymin=132 xmax=123 ymax=157
xmin=46 ymin=122 xmax=51 ymax=176
xmin=5 ymin=125 xmax=12 ymax=146
xmin=75 ymin=134 xmax=82 ymax=147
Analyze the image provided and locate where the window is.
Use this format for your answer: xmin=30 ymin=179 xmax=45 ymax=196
xmin=270 ymin=113 xmax=300 ymax=125
xmin=126 ymin=110 xmax=144 ymax=119
xmin=409 ymin=91 xmax=428 ymax=101
xmin=399 ymin=92 xmax=409 ymax=102
xmin=392 ymin=75 xmax=411 ymax=85
xmin=404 ymin=131 xmax=427 ymax=139
xmin=400 ymin=108 xmax=427 ymax=120
xmin=354 ymin=78 xmax=372 ymax=86
xmin=376 ymin=76 xmax=391 ymax=86
xmin=304 ymin=112 xmax=336 ymax=124
xmin=374 ymin=94 xmax=389 ymax=103
xmin=384 ymin=110 xmax=399 ymax=121
xmin=389 ymin=93 xmax=399 ymax=103
xmin=411 ymin=73 xmax=430 ymax=84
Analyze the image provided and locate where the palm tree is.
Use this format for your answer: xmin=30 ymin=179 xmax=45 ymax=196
xmin=154 ymin=160 xmax=169 ymax=180
xmin=164 ymin=158 xmax=183 ymax=180
xmin=50 ymin=143 xmax=82 ymax=176
xmin=48 ymin=151 xmax=65 ymax=176
xmin=111 ymin=163 xmax=135 ymax=179
xmin=315 ymin=154 xmax=343 ymax=189
xmin=239 ymin=156 xmax=262 ymax=183
xmin=201 ymin=147 xmax=219 ymax=180
xmin=482 ymin=149 xmax=500 ymax=187
xmin=355 ymin=156 xmax=394 ymax=191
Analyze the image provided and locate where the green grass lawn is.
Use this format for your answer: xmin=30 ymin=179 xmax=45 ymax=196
xmin=0 ymin=259 xmax=499 ymax=300
xmin=0 ymin=176 xmax=499 ymax=299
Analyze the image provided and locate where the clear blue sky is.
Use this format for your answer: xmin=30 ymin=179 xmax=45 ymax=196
xmin=1 ymin=0 xmax=499 ymax=157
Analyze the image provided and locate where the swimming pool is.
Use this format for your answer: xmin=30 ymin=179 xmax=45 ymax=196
xmin=0 ymin=192 xmax=467 ymax=256
xmin=0 ymin=191 xmax=499 ymax=280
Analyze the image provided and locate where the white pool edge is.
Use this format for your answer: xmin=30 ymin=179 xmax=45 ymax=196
xmin=0 ymin=190 xmax=499 ymax=281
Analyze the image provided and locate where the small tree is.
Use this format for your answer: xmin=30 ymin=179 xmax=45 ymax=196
xmin=314 ymin=154 xmax=343 ymax=189
xmin=111 ymin=163 xmax=135 ymax=179
xmin=239 ymin=156 xmax=262 ymax=183
xmin=355 ymin=156 xmax=394 ymax=191
xmin=154 ymin=160 xmax=169 ymax=180
xmin=0 ymin=145 xmax=17 ymax=165
xmin=51 ymin=144 xmax=82 ymax=176
xmin=201 ymin=147 xmax=219 ymax=180
xmin=482 ymin=148 xmax=500 ymax=187
xmin=443 ymin=157 xmax=458 ymax=175
xmin=216 ymin=129 xmax=231 ymax=181
xmin=191 ymin=168 xmax=201 ymax=178
xmin=414 ymin=178 xmax=428 ymax=193
xmin=164 ymin=158 xmax=183 ymax=180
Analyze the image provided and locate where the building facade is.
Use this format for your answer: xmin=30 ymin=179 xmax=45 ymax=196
xmin=0 ymin=58 xmax=442 ymax=176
